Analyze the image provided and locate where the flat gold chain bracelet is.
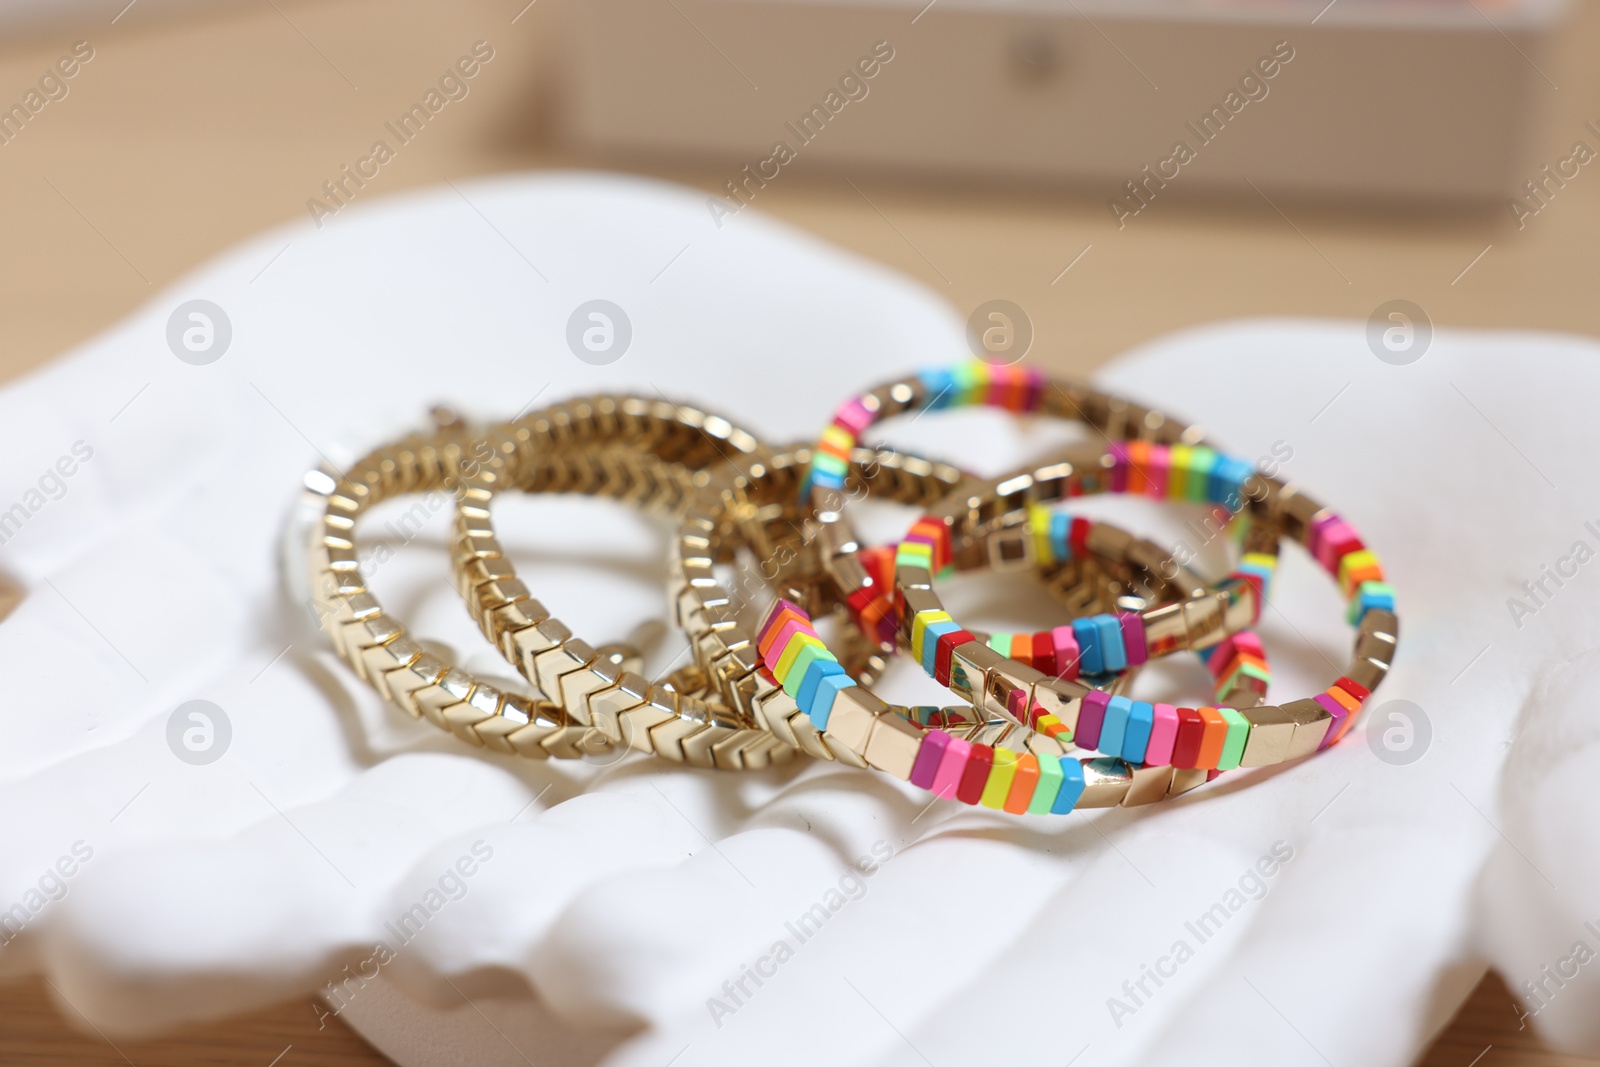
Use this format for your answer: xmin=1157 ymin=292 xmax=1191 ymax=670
xmin=308 ymin=394 xmax=781 ymax=764
xmin=304 ymin=418 xmax=601 ymax=759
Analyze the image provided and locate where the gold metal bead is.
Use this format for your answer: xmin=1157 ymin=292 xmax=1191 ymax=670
xmin=678 ymin=718 xmax=736 ymax=767
xmin=1142 ymin=602 xmax=1186 ymax=657
xmin=822 ymin=731 xmax=870 ymax=768
xmin=1032 ymin=676 xmax=1089 ymax=736
xmin=862 ymin=714 xmax=922 ymax=779
xmin=588 ymin=671 xmax=651 ymax=744
xmin=386 ymin=653 xmax=449 ymax=718
xmin=1085 ymin=522 xmax=1133 ymax=560
xmin=982 ymin=658 xmax=1047 ymax=721
xmin=788 ymin=710 xmax=836 ymax=762
xmin=512 ymin=617 xmax=572 ymax=678
xmin=532 ymin=639 xmax=596 ymax=711
xmin=753 ymin=683 xmax=800 ymax=737
xmin=1346 ymin=657 xmax=1389 ymax=692
xmin=1124 ymin=765 xmax=1177 ymax=806
xmin=1078 ymin=758 xmax=1134 ymax=808
xmin=986 ymin=527 xmax=1035 ymax=573
xmin=618 ymin=693 xmax=677 ymax=753
xmin=1221 ymin=580 xmax=1258 ymax=634
xmin=363 ymin=635 xmax=423 ymax=701
xmin=1239 ymin=705 xmax=1295 ymax=767
xmin=1182 ymin=594 xmax=1227 ymax=651
xmin=949 ymin=641 xmax=1006 ymax=706
xmin=1280 ymin=698 xmax=1334 ymax=760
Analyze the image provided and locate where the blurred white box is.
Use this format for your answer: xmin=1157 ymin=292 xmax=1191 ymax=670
xmin=0 ymin=0 xmax=242 ymax=36
xmin=566 ymin=0 xmax=1566 ymax=205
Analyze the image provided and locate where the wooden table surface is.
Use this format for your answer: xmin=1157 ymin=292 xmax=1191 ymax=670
xmin=1 ymin=0 xmax=1596 ymax=1063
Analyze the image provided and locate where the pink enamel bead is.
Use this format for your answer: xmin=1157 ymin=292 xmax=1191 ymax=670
xmin=909 ymin=729 xmax=950 ymax=789
xmin=1051 ymin=625 xmax=1080 ymax=680
xmin=1146 ymin=703 xmax=1180 ymax=765
xmin=1108 ymin=442 xmax=1129 ymax=494
xmin=758 ymin=617 xmax=810 ymax=664
xmin=1232 ymin=631 xmax=1265 ymax=659
xmin=1118 ymin=612 xmax=1147 ymax=666
xmin=931 ymin=737 xmax=972 ymax=799
xmin=833 ymin=397 xmax=874 ymax=436
xmin=1022 ymin=367 xmax=1046 ymax=410
xmin=1144 ymin=445 xmax=1170 ymax=499
xmin=1313 ymin=692 xmax=1348 ymax=749
xmin=1308 ymin=512 xmax=1341 ymax=569
xmin=1077 ymin=690 xmax=1111 ymax=751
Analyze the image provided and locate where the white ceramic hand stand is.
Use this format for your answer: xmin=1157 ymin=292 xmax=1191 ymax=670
xmin=1 ymin=172 xmax=1597 ymax=1067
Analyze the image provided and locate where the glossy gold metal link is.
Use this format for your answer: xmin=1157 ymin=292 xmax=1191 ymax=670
xmin=303 ymin=423 xmax=601 ymax=761
xmin=306 ymin=392 xmax=778 ymax=765
xmin=443 ymin=397 xmax=800 ymax=771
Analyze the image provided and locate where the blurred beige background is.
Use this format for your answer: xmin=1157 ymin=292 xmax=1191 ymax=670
xmin=0 ymin=0 xmax=1596 ymax=1062
xmin=1 ymin=0 xmax=1597 ymax=390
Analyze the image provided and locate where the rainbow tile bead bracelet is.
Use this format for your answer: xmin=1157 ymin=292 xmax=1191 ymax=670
xmin=817 ymin=534 xmax=1159 ymax=704
xmin=681 ymin=552 xmax=1265 ymax=813
xmin=810 ymin=363 xmax=1275 ymax=730
xmin=803 ymin=360 xmax=1219 ymax=652
xmin=753 ymin=364 xmax=1402 ymax=809
xmin=757 ymin=599 xmax=1114 ymax=812
xmin=889 ymin=443 xmax=1285 ymax=740
xmin=676 ymin=444 xmax=1203 ymax=805
xmin=830 ymin=512 xmax=1270 ymax=709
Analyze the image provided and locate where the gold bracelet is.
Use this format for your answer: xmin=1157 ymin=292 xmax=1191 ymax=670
xmin=444 ymin=395 xmax=836 ymax=770
xmin=308 ymin=393 xmax=779 ymax=764
xmin=304 ymin=413 xmax=601 ymax=759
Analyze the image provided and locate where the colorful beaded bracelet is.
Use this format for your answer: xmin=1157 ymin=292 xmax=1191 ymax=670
xmin=891 ymin=442 xmax=1281 ymax=724
xmin=838 ymin=509 xmax=1272 ymax=712
xmin=996 ymin=441 xmax=1394 ymax=706
xmin=755 ymin=597 xmax=1181 ymax=810
xmin=807 ymin=553 xmax=1150 ymax=704
xmin=806 ymin=367 xmax=1280 ymax=726
xmin=744 ymin=489 xmax=1395 ymax=812
xmin=829 ymin=531 xmax=1208 ymax=694
xmin=773 ymin=366 xmax=1398 ymax=806
xmin=902 ymin=442 xmax=1398 ymax=768
xmin=681 ymin=440 xmax=1234 ymax=747
xmin=801 ymin=364 xmax=1277 ymax=731
xmin=674 ymin=448 xmax=1216 ymax=808
xmin=802 ymin=360 xmax=1216 ymax=661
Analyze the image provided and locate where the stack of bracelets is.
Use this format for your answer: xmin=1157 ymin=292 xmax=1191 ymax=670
xmin=297 ymin=360 xmax=1396 ymax=817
